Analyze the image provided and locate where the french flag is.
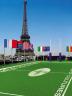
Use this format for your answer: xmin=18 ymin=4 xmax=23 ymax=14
xmin=8 ymin=40 xmax=18 ymax=48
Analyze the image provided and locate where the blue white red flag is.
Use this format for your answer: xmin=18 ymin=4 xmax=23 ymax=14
xmin=8 ymin=40 xmax=18 ymax=48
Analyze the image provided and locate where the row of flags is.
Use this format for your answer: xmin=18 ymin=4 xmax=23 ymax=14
xmin=4 ymin=39 xmax=72 ymax=53
xmin=66 ymin=46 xmax=72 ymax=52
xmin=37 ymin=46 xmax=50 ymax=52
xmin=37 ymin=46 xmax=72 ymax=53
xmin=4 ymin=39 xmax=33 ymax=50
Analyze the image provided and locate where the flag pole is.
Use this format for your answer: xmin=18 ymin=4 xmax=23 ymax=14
xmin=4 ymin=48 xmax=5 ymax=65
xmin=49 ymin=40 xmax=51 ymax=54
xmin=43 ymin=52 xmax=44 ymax=61
xmin=23 ymin=42 xmax=25 ymax=62
xmin=59 ymin=39 xmax=62 ymax=61
xmin=59 ymin=39 xmax=62 ymax=53
xmin=11 ymin=48 xmax=13 ymax=63
xmin=4 ymin=39 xmax=7 ymax=65
xmin=42 ymin=47 xmax=44 ymax=61
xmin=49 ymin=40 xmax=52 ymax=61
xmin=24 ymin=49 xmax=25 ymax=62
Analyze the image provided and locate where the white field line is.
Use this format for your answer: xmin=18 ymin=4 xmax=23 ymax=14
xmin=15 ymin=70 xmax=69 ymax=75
xmin=0 ymin=61 xmax=39 ymax=72
xmin=0 ymin=92 xmax=24 ymax=96
xmin=54 ymin=68 xmax=72 ymax=96
xmin=62 ymin=77 xmax=72 ymax=96
xmin=50 ymin=72 xmax=69 ymax=74
xmin=0 ymin=61 xmax=39 ymax=96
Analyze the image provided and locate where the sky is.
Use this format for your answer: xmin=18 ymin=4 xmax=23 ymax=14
xmin=0 ymin=0 xmax=72 ymax=56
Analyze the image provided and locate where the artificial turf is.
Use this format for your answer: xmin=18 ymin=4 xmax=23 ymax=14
xmin=0 ymin=61 xmax=72 ymax=96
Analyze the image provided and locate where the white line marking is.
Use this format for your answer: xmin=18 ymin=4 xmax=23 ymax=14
xmin=50 ymin=72 xmax=69 ymax=74
xmin=0 ymin=61 xmax=39 ymax=72
xmin=62 ymin=77 xmax=72 ymax=96
xmin=54 ymin=68 xmax=72 ymax=96
xmin=0 ymin=62 xmax=39 ymax=95
xmin=0 ymin=92 xmax=24 ymax=96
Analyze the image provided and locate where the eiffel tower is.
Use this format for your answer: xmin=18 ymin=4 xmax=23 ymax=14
xmin=16 ymin=0 xmax=34 ymax=56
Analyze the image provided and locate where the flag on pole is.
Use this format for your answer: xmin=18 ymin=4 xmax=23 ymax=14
xmin=8 ymin=40 xmax=12 ymax=48
xmin=37 ymin=46 xmax=50 ymax=52
xmin=42 ymin=46 xmax=50 ymax=51
xmin=37 ymin=46 xmax=43 ymax=52
xmin=8 ymin=40 xmax=18 ymax=48
xmin=4 ymin=39 xmax=7 ymax=64
xmin=17 ymin=40 xmax=23 ymax=49
xmin=23 ymin=42 xmax=30 ymax=50
xmin=70 ymin=46 xmax=72 ymax=52
xmin=4 ymin=39 xmax=8 ymax=48
xmin=66 ymin=46 xmax=69 ymax=52
xmin=66 ymin=46 xmax=72 ymax=52
xmin=12 ymin=40 xmax=18 ymax=48
xmin=29 ymin=43 xmax=33 ymax=50
xmin=37 ymin=46 xmax=40 ymax=52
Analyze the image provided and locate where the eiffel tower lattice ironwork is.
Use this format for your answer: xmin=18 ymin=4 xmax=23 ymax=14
xmin=16 ymin=0 xmax=34 ymax=56
xmin=21 ymin=0 xmax=30 ymax=42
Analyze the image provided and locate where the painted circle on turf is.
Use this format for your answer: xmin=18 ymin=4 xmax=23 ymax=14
xmin=28 ymin=68 xmax=51 ymax=77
